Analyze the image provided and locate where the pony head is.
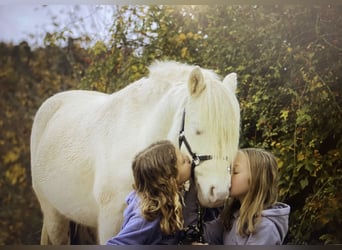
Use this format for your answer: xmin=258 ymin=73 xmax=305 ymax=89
xmin=180 ymin=66 xmax=240 ymax=208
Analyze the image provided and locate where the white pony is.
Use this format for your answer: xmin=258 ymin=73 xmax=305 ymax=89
xmin=30 ymin=61 xmax=240 ymax=244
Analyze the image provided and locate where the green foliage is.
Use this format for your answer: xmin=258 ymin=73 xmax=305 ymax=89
xmin=0 ymin=5 xmax=341 ymax=245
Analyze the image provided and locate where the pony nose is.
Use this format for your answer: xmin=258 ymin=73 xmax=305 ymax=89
xmin=209 ymin=185 xmax=219 ymax=203
xmin=209 ymin=185 xmax=227 ymax=204
xmin=209 ymin=185 xmax=216 ymax=201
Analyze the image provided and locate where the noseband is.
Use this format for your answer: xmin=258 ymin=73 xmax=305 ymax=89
xmin=178 ymin=109 xmax=212 ymax=176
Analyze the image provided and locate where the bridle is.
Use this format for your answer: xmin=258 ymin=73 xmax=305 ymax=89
xmin=178 ymin=109 xmax=213 ymax=176
xmin=178 ymin=108 xmax=232 ymax=175
xmin=178 ymin=108 xmax=212 ymax=244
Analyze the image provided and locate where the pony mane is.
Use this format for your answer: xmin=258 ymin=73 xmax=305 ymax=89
xmin=148 ymin=61 xmax=221 ymax=85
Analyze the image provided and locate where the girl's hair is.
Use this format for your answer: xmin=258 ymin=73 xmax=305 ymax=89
xmin=132 ymin=140 xmax=184 ymax=235
xmin=223 ymin=148 xmax=279 ymax=237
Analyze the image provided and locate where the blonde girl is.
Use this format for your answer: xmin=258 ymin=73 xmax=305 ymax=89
xmin=189 ymin=148 xmax=290 ymax=245
xmin=106 ymin=140 xmax=191 ymax=245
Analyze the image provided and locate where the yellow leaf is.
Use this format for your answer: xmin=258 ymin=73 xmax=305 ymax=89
xmin=5 ymin=163 xmax=26 ymax=185
xmin=297 ymin=152 xmax=305 ymax=161
xmin=179 ymin=33 xmax=186 ymax=41
xmin=181 ymin=47 xmax=188 ymax=58
xmin=277 ymin=159 xmax=284 ymax=169
xmin=280 ymin=110 xmax=289 ymax=121
xmin=3 ymin=147 xmax=20 ymax=164
xmin=131 ymin=65 xmax=138 ymax=72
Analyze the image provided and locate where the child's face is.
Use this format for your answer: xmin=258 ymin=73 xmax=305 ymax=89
xmin=175 ymin=148 xmax=191 ymax=185
xmin=230 ymin=151 xmax=250 ymax=202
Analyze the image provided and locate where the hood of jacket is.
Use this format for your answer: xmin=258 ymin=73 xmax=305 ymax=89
xmin=261 ymin=202 xmax=291 ymax=242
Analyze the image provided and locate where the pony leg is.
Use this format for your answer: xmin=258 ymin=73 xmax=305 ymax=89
xmin=40 ymin=221 xmax=49 ymax=244
xmin=97 ymin=202 xmax=126 ymax=245
xmin=39 ymin=198 xmax=70 ymax=245
xmin=97 ymin=211 xmax=124 ymax=244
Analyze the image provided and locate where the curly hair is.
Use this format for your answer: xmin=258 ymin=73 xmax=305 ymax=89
xmin=223 ymin=148 xmax=279 ymax=237
xmin=132 ymin=140 xmax=184 ymax=235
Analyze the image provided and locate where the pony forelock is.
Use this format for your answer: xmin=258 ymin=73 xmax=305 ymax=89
xmin=196 ymin=78 xmax=240 ymax=164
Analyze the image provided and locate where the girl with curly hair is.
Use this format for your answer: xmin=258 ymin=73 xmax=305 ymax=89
xmin=106 ymin=140 xmax=191 ymax=245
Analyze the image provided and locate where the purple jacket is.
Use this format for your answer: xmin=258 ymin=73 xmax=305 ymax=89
xmin=106 ymin=191 xmax=180 ymax=245
xmin=202 ymin=202 xmax=290 ymax=245
xmin=182 ymin=182 xmax=290 ymax=245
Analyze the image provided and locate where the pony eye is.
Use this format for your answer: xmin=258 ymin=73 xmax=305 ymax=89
xmin=195 ymin=130 xmax=202 ymax=135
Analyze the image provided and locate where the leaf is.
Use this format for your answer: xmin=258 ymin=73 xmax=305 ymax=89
xmin=5 ymin=163 xmax=26 ymax=185
xmin=280 ymin=109 xmax=289 ymax=121
xmin=297 ymin=152 xmax=305 ymax=161
xmin=300 ymin=177 xmax=309 ymax=190
xmin=181 ymin=47 xmax=188 ymax=58
xmin=3 ymin=147 xmax=20 ymax=164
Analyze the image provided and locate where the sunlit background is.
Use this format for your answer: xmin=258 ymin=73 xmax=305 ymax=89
xmin=0 ymin=5 xmax=116 ymax=47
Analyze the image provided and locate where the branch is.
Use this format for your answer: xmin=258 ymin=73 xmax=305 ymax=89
xmin=315 ymin=13 xmax=342 ymax=52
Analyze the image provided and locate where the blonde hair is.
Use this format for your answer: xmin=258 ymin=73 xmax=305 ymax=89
xmin=132 ymin=140 xmax=184 ymax=235
xmin=223 ymin=148 xmax=279 ymax=237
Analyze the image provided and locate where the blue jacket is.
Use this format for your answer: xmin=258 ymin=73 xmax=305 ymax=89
xmin=106 ymin=191 xmax=180 ymax=245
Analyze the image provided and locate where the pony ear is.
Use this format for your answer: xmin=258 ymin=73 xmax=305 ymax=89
xmin=188 ymin=66 xmax=206 ymax=98
xmin=223 ymin=72 xmax=238 ymax=92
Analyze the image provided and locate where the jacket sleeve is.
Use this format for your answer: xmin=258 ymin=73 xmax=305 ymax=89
xmin=106 ymin=213 xmax=161 ymax=245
